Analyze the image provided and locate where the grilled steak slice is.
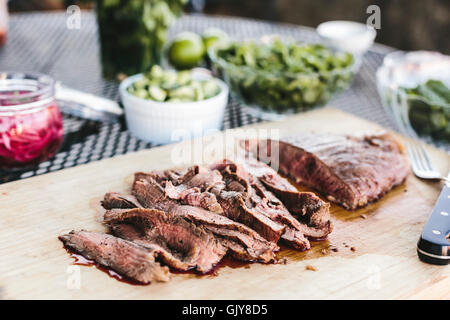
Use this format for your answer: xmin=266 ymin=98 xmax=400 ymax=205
xmin=243 ymin=132 xmax=410 ymax=210
xmin=101 ymin=192 xmax=143 ymax=209
xmin=238 ymin=157 xmax=332 ymax=234
xmin=58 ymin=230 xmax=170 ymax=283
xmin=133 ymin=172 xmax=284 ymax=244
xmin=110 ymin=223 xmax=225 ymax=272
xmin=187 ymin=167 xmax=287 ymax=243
xmin=202 ymin=226 xmax=277 ymax=262
xmin=166 ymin=205 xmax=279 ymax=260
xmin=108 ymin=223 xmax=186 ymax=270
xmin=104 ymin=208 xmax=227 ymax=273
xmin=155 ymin=162 xmax=311 ymax=248
xmin=182 ymin=190 xmax=223 ymax=213
xmin=134 ymin=166 xmax=200 ymax=186
xmin=130 ymin=179 xmax=278 ymax=262
xmin=216 ymin=186 xmax=286 ymax=243
xmin=218 ymin=169 xmax=308 ymax=248
xmin=111 ymin=221 xmax=275 ymax=264
xmin=164 ymin=182 xmax=223 ymax=214
xmin=137 ymin=167 xmax=224 ymax=214
xmin=281 ymin=227 xmax=310 ymax=250
xmin=213 ymin=159 xmax=332 ymax=244
xmin=132 ymin=178 xmax=166 ymax=207
xmin=167 ymin=166 xmax=200 ymax=185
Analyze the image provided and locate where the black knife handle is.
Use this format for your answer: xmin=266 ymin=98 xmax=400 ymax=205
xmin=417 ymin=182 xmax=450 ymax=265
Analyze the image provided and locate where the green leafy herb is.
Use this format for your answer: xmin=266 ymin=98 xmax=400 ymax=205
xmin=403 ymin=80 xmax=450 ymax=141
xmin=209 ymin=38 xmax=355 ymax=113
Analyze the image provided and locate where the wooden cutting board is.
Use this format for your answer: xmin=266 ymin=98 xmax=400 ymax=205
xmin=1 ymin=108 xmax=449 ymax=300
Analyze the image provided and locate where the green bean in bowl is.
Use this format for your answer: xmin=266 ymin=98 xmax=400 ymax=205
xmin=120 ymin=66 xmax=229 ymax=144
xmin=127 ymin=65 xmax=221 ymax=102
xmin=208 ymin=38 xmax=358 ymax=118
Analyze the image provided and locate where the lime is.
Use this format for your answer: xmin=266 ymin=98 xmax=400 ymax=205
xmin=168 ymin=32 xmax=205 ymax=69
xmin=202 ymin=28 xmax=229 ymax=51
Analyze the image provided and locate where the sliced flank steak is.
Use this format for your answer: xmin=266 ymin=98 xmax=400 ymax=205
xmin=214 ymin=164 xmax=308 ymax=249
xmin=137 ymin=165 xmax=287 ymax=244
xmin=107 ymin=211 xmax=276 ymax=264
xmin=237 ymin=157 xmax=332 ymax=237
xmin=216 ymin=169 xmax=287 ymax=243
xmin=58 ymin=230 xmax=170 ymax=284
xmin=211 ymin=159 xmax=332 ymax=249
xmin=59 ymin=151 xmax=342 ymax=285
xmin=242 ymin=131 xmax=410 ymax=210
xmin=101 ymin=192 xmax=143 ymax=209
xmin=134 ymin=159 xmax=331 ymax=250
xmin=103 ymin=208 xmax=227 ymax=273
xmin=127 ymin=179 xmax=278 ymax=263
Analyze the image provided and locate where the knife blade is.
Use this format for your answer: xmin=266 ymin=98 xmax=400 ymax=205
xmin=417 ymin=172 xmax=450 ymax=265
xmin=54 ymin=83 xmax=123 ymax=123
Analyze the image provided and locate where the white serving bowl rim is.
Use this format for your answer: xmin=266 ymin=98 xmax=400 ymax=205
xmin=119 ymin=72 xmax=229 ymax=112
xmin=316 ymin=20 xmax=376 ymax=41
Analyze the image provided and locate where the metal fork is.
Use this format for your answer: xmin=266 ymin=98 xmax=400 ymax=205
xmin=389 ymin=86 xmax=450 ymax=184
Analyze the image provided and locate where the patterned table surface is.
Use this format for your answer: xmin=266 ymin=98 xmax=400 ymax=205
xmin=0 ymin=11 xmax=447 ymax=183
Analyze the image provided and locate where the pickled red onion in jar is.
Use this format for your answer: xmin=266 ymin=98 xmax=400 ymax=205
xmin=0 ymin=73 xmax=64 ymax=168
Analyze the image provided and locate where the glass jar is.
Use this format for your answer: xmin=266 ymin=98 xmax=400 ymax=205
xmin=376 ymin=51 xmax=450 ymax=142
xmin=0 ymin=0 xmax=8 ymax=46
xmin=0 ymin=72 xmax=64 ymax=169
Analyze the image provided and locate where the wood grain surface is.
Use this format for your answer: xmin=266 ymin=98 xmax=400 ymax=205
xmin=1 ymin=108 xmax=449 ymax=300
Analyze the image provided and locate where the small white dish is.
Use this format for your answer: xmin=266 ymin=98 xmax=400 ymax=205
xmin=120 ymin=73 xmax=229 ymax=145
xmin=317 ymin=20 xmax=376 ymax=56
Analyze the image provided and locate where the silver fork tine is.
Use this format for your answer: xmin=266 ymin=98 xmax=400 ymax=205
xmin=417 ymin=142 xmax=435 ymax=171
xmin=408 ymin=141 xmax=425 ymax=171
xmin=414 ymin=139 xmax=436 ymax=172
xmin=406 ymin=146 xmax=420 ymax=174
xmin=412 ymin=142 xmax=427 ymax=171
xmin=408 ymin=139 xmax=448 ymax=182
xmin=405 ymin=143 xmax=417 ymax=170
xmin=402 ymin=123 xmax=429 ymax=171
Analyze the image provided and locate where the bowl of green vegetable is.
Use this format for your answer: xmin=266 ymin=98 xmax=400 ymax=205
xmin=208 ymin=38 xmax=358 ymax=119
xmin=120 ymin=66 xmax=228 ymax=144
xmin=376 ymin=51 xmax=450 ymax=142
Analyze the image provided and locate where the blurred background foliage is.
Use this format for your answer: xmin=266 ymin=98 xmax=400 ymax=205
xmin=7 ymin=0 xmax=450 ymax=53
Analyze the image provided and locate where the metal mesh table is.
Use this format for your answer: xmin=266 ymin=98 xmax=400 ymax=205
xmin=0 ymin=11 xmax=446 ymax=183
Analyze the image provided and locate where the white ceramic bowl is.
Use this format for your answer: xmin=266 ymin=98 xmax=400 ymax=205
xmin=119 ymin=73 xmax=229 ymax=145
xmin=317 ymin=20 xmax=376 ymax=56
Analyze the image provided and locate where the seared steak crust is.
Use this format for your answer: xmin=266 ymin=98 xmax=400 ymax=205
xmin=243 ymin=132 xmax=410 ymax=210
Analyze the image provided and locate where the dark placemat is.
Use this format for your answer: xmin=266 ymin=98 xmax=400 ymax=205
xmin=0 ymin=12 xmax=446 ymax=184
